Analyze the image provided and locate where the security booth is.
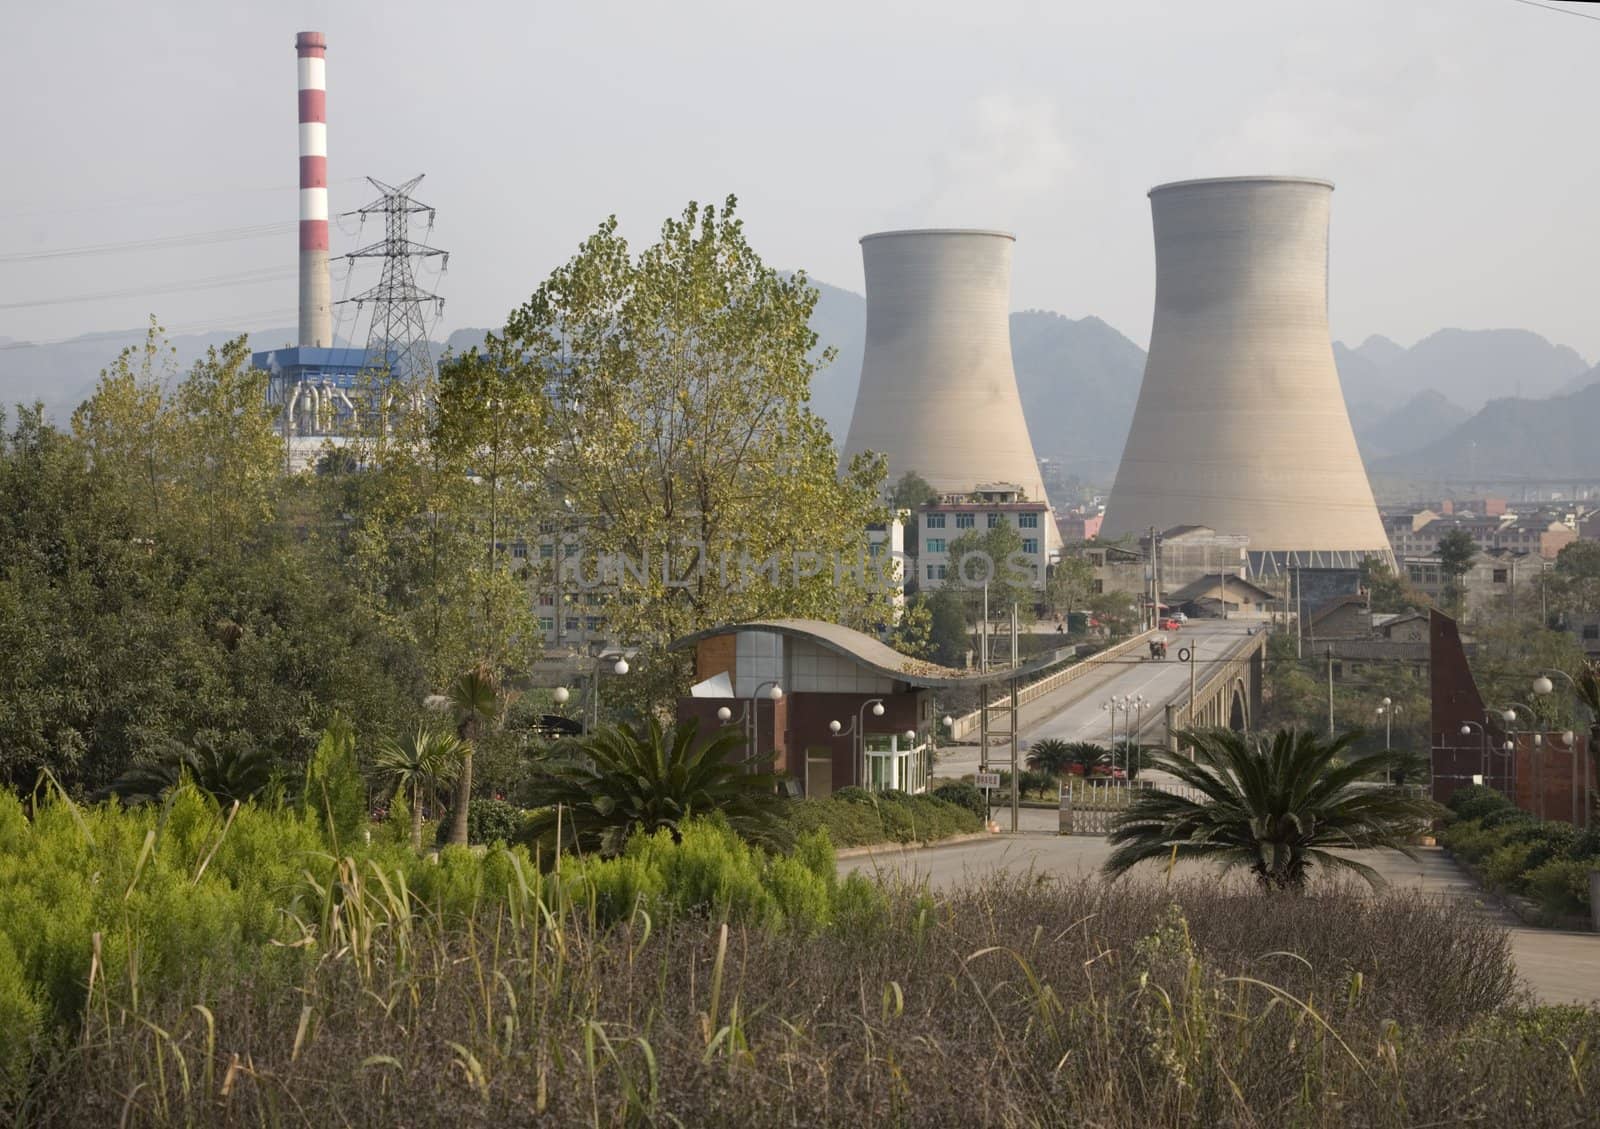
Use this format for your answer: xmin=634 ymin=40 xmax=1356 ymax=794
xmin=668 ymin=618 xmax=1072 ymax=801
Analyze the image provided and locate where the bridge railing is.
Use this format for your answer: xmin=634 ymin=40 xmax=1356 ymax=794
xmin=1165 ymin=629 xmax=1268 ymax=738
xmin=949 ymin=630 xmax=1155 ymax=741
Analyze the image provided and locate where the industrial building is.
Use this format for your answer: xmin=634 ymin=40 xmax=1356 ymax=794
xmin=842 ymin=229 xmax=1059 ymax=553
xmin=1100 ymin=176 xmax=1392 ymax=578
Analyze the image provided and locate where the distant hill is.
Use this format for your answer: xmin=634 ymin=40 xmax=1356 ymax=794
xmin=0 ymin=325 xmax=302 ymax=422
xmin=6 ymin=306 xmax=1590 ymax=492
xmin=1338 ymin=328 xmax=1587 ymax=422
xmin=1354 ymin=389 xmax=1471 ymax=463
xmin=1375 ymin=382 xmax=1600 ymax=480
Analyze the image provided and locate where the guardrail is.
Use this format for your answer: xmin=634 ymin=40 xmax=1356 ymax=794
xmin=1165 ymin=629 xmax=1267 ymax=736
xmin=949 ymin=629 xmax=1157 ymax=740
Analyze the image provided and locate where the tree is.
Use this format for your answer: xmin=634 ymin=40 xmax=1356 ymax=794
xmin=891 ymin=470 xmax=938 ymax=561
xmin=1359 ymin=558 xmax=1428 ymax=615
xmin=920 ymin=589 xmax=970 ymax=668
xmin=500 ymin=197 xmax=894 ymax=709
xmin=1549 ymin=541 xmax=1600 ymax=619
xmin=100 ymin=734 xmax=272 ymax=808
xmin=1087 ymin=590 xmax=1139 ymax=638
xmin=947 ymin=520 xmax=1034 ymax=654
xmin=373 ymin=727 xmax=463 ymax=850
xmin=441 ymin=664 xmax=502 ymax=847
xmin=0 ymin=329 xmax=425 ymax=796
xmin=1045 ymin=554 xmax=1094 ymax=625
xmin=1103 ymin=728 xmax=1438 ymax=891
xmin=1025 ymin=738 xmax=1074 ymax=775
xmin=1436 ymin=530 xmax=1478 ymax=615
xmin=523 ymin=717 xmax=789 ymax=858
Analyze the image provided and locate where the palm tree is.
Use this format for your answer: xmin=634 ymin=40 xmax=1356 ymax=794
xmin=440 ymin=664 xmax=500 ymax=847
xmin=1025 ymin=738 xmax=1074 ymax=776
xmin=523 ymin=717 xmax=790 ymax=859
xmin=1103 ymin=727 xmax=1438 ymax=891
xmin=102 ymin=735 xmax=272 ymax=807
xmin=373 ymin=727 xmax=463 ymax=850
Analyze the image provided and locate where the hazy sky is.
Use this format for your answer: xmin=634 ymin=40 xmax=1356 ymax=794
xmin=3 ymin=0 xmax=1598 ymax=361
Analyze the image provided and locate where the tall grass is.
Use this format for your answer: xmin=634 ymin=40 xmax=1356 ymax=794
xmin=5 ymin=785 xmax=1596 ymax=1126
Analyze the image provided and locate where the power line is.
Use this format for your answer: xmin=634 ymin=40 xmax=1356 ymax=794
xmin=0 ymin=266 xmax=296 ymax=311
xmin=0 ymin=222 xmax=297 ymax=264
xmin=0 ymin=307 xmax=302 ymax=351
xmin=1509 ymin=0 xmax=1600 ymax=21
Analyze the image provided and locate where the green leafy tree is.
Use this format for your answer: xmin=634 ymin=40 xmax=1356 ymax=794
xmin=523 ymin=717 xmax=789 ymax=858
xmin=917 ymin=589 xmax=970 ymax=668
xmin=1104 ymin=727 xmax=1438 ymax=891
xmin=500 ymin=197 xmax=893 ymax=710
xmin=1436 ymin=530 xmax=1478 ymax=615
xmin=1359 ymin=558 xmax=1428 ymax=614
xmin=947 ymin=520 xmax=1034 ymax=653
xmin=373 ymin=727 xmax=463 ymax=850
xmin=0 ymin=329 xmax=424 ymax=795
xmin=1045 ymin=554 xmax=1094 ymax=625
xmin=1087 ymin=590 xmax=1140 ymax=638
xmin=891 ymin=471 xmax=938 ymax=561
xmin=1549 ymin=541 xmax=1600 ymax=619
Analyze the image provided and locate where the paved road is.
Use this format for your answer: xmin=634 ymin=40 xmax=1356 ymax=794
xmin=939 ymin=620 xmax=1259 ymax=779
xmin=841 ymin=835 xmax=1600 ymax=1006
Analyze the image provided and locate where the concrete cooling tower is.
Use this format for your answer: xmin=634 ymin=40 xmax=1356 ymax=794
xmin=1100 ymin=177 xmax=1391 ymax=573
xmin=843 ymin=230 xmax=1052 ymax=518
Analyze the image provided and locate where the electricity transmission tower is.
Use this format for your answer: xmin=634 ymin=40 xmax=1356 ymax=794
xmin=338 ymin=175 xmax=447 ymax=384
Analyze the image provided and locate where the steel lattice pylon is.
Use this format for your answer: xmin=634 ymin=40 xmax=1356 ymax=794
xmin=338 ymin=174 xmax=448 ymax=384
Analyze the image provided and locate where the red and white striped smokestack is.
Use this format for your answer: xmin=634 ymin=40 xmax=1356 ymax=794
xmin=296 ymin=31 xmax=332 ymax=348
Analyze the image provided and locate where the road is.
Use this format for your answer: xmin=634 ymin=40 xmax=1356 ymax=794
xmin=938 ymin=620 xmax=1259 ymax=778
xmin=840 ymin=835 xmax=1600 ymax=1006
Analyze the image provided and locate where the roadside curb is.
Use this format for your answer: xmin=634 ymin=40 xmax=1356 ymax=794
xmin=1440 ymin=849 xmax=1595 ymax=933
xmin=833 ymin=831 xmax=998 ymax=859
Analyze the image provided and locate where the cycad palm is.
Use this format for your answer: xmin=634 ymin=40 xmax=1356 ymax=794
xmin=524 ymin=717 xmax=790 ymax=859
xmin=442 ymin=664 xmax=500 ymax=847
xmin=373 ymin=727 xmax=463 ymax=850
xmin=1104 ymin=727 xmax=1438 ymax=891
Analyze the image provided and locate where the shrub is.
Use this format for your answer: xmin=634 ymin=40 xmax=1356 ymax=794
xmin=1523 ymin=857 xmax=1595 ymax=918
xmin=1450 ymin=785 xmax=1515 ymax=822
xmin=1567 ymin=826 xmax=1600 ymax=862
xmin=931 ymin=781 xmax=985 ymax=819
xmin=434 ymin=797 xmax=526 ymax=846
xmin=1480 ymin=806 xmax=1537 ymax=831
xmin=554 ymin=820 xmax=883 ymax=931
xmin=781 ymin=793 xmax=981 ymax=847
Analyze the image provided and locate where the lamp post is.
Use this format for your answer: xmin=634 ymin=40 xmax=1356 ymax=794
xmin=1459 ymin=720 xmax=1492 ymax=786
xmin=746 ymin=681 xmax=783 ymax=769
xmin=554 ymin=651 xmax=631 ymax=733
xmin=831 ymin=698 xmax=886 ymax=790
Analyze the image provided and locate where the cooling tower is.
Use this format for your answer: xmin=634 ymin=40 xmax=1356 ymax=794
xmin=843 ymin=230 xmax=1052 ymax=519
xmin=1100 ymin=177 xmax=1390 ymax=570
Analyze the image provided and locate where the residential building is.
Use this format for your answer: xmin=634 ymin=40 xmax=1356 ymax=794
xmin=1056 ymin=510 xmax=1103 ymax=543
xmin=915 ymin=483 xmax=1053 ymax=591
xmin=1399 ymin=547 xmax=1540 ymax=619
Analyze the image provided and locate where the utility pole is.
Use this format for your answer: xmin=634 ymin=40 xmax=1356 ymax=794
xmin=1295 ymin=565 xmax=1304 ymax=659
xmin=1326 ymin=647 xmax=1335 ymax=737
xmin=1010 ymin=602 xmax=1020 ymax=833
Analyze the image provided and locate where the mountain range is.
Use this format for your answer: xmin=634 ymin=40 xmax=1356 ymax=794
xmin=5 ymin=294 xmax=1598 ymax=489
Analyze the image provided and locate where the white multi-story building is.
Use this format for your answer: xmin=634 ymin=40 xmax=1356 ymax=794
xmin=915 ymin=483 xmax=1052 ymax=591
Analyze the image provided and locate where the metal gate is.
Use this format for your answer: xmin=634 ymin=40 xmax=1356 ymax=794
xmin=1057 ymin=780 xmax=1208 ymax=836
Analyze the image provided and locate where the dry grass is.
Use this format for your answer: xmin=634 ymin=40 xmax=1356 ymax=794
xmin=20 ymin=866 xmax=1595 ymax=1129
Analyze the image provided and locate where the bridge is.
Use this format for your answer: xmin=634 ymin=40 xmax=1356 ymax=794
xmin=940 ymin=621 xmax=1268 ymax=779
